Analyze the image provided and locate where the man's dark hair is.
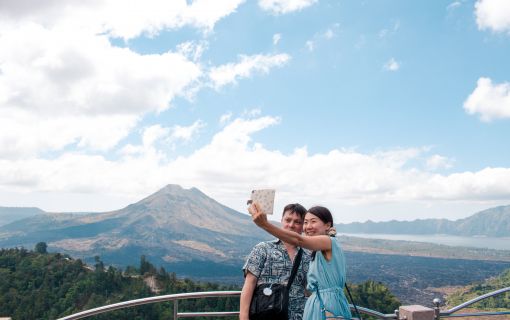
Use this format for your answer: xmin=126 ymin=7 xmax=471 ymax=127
xmin=282 ymin=203 xmax=307 ymax=220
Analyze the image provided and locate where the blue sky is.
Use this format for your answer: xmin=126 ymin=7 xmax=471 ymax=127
xmin=1 ymin=0 xmax=509 ymax=223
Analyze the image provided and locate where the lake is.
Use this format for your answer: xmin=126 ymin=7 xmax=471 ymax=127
xmin=341 ymin=233 xmax=510 ymax=250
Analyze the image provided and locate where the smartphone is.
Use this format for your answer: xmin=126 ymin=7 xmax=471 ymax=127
xmin=248 ymin=189 xmax=276 ymax=215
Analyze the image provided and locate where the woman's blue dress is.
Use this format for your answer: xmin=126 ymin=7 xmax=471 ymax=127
xmin=303 ymin=237 xmax=352 ymax=319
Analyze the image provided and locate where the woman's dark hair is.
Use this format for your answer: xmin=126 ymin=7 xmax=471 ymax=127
xmin=307 ymin=206 xmax=333 ymax=228
xmin=308 ymin=206 xmax=334 ymax=261
xmin=282 ymin=203 xmax=307 ymax=220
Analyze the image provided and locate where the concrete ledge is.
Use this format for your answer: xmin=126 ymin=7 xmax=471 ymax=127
xmin=399 ymin=305 xmax=434 ymax=320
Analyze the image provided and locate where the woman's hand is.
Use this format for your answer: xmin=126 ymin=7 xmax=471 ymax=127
xmin=248 ymin=202 xmax=268 ymax=228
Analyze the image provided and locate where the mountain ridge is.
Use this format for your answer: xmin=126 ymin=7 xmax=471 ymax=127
xmin=0 ymin=206 xmax=45 ymax=227
xmin=0 ymin=184 xmax=269 ymax=275
xmin=336 ymin=205 xmax=510 ymax=237
xmin=1 ymin=186 xmax=509 ymax=279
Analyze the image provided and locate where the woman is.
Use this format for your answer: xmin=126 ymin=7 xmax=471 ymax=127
xmin=250 ymin=204 xmax=352 ymax=320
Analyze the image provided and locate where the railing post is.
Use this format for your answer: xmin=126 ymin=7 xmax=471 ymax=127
xmin=399 ymin=305 xmax=434 ymax=320
xmin=173 ymin=299 xmax=178 ymax=320
xmin=433 ymin=298 xmax=441 ymax=320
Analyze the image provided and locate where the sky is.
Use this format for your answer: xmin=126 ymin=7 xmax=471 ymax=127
xmin=1 ymin=0 xmax=510 ymax=223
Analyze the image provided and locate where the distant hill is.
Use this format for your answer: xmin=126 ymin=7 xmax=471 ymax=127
xmin=336 ymin=205 xmax=510 ymax=237
xmin=0 ymin=206 xmax=45 ymax=226
xmin=1 ymin=186 xmax=509 ymax=281
xmin=446 ymin=268 xmax=510 ymax=310
xmin=0 ymin=185 xmax=269 ymax=276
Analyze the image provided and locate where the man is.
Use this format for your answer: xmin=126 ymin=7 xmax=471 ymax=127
xmin=240 ymin=203 xmax=311 ymax=320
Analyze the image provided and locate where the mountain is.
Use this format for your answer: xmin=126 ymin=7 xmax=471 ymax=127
xmin=0 ymin=185 xmax=268 ymax=276
xmin=336 ymin=205 xmax=510 ymax=237
xmin=0 ymin=206 xmax=45 ymax=226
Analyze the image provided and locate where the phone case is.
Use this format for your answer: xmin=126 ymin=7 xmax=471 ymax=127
xmin=251 ymin=189 xmax=275 ymax=215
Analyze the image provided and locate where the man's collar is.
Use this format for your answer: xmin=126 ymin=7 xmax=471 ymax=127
xmin=271 ymin=238 xmax=302 ymax=250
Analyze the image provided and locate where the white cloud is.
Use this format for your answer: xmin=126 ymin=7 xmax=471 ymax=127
xmin=244 ymin=108 xmax=263 ymax=117
xmin=475 ymin=0 xmax=510 ymax=33
xmin=121 ymin=120 xmax=205 ymax=157
xmin=379 ymin=20 xmax=400 ymax=38
xmin=384 ymin=58 xmax=400 ymax=71
xmin=219 ymin=112 xmax=233 ymax=125
xmin=209 ymin=53 xmax=291 ymax=89
xmin=0 ymin=1 xmax=265 ymax=159
xmin=324 ymin=29 xmax=335 ymax=39
xmin=273 ymin=33 xmax=282 ymax=45
xmin=305 ymin=24 xmax=339 ymax=52
xmin=1 ymin=114 xmax=510 ymax=222
xmin=0 ymin=0 xmax=246 ymax=40
xmin=0 ymin=108 xmax=139 ymax=159
xmin=426 ymin=155 xmax=454 ymax=170
xmin=0 ymin=23 xmax=202 ymax=158
xmin=258 ymin=0 xmax=317 ymax=15
xmin=168 ymin=120 xmax=206 ymax=143
xmin=306 ymin=40 xmax=315 ymax=52
xmin=447 ymin=1 xmax=462 ymax=10
xmin=177 ymin=41 xmax=208 ymax=62
xmin=142 ymin=125 xmax=171 ymax=148
xmin=464 ymin=77 xmax=510 ymax=121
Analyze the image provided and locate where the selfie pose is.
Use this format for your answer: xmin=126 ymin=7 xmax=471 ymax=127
xmin=250 ymin=204 xmax=352 ymax=320
xmin=240 ymin=203 xmax=311 ymax=320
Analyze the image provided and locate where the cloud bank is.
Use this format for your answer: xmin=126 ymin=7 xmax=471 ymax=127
xmin=1 ymin=114 xmax=509 ymax=222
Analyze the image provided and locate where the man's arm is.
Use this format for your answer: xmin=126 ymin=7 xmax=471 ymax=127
xmin=250 ymin=204 xmax=332 ymax=251
xmin=239 ymin=271 xmax=257 ymax=320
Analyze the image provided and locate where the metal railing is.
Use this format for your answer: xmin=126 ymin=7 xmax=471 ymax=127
xmin=57 ymin=290 xmax=398 ymax=320
xmin=57 ymin=291 xmax=241 ymax=320
xmin=436 ymin=286 xmax=510 ymax=319
xmin=56 ymin=287 xmax=510 ymax=320
xmin=351 ymin=305 xmax=397 ymax=319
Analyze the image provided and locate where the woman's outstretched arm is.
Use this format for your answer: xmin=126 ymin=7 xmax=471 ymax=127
xmin=249 ymin=203 xmax=331 ymax=252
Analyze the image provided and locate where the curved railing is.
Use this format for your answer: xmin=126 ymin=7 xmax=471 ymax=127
xmin=436 ymin=286 xmax=510 ymax=319
xmin=57 ymin=290 xmax=397 ymax=320
xmin=352 ymin=305 xmax=397 ymax=319
xmin=57 ymin=291 xmax=241 ymax=320
xmin=57 ymin=287 xmax=510 ymax=320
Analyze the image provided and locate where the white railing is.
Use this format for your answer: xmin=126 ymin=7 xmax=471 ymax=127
xmin=56 ymin=287 xmax=510 ymax=320
xmin=56 ymin=290 xmax=396 ymax=320
xmin=436 ymin=286 xmax=510 ymax=319
xmin=57 ymin=291 xmax=241 ymax=320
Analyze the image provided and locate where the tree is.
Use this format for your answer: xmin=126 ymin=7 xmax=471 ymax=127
xmin=94 ymin=255 xmax=104 ymax=272
xmin=35 ymin=242 xmax=48 ymax=254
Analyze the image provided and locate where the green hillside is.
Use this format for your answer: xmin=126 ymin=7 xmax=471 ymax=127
xmin=447 ymin=268 xmax=510 ymax=310
xmin=0 ymin=245 xmax=239 ymax=320
xmin=0 ymin=244 xmax=400 ymax=320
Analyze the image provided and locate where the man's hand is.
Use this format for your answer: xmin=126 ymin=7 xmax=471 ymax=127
xmin=249 ymin=203 xmax=268 ymax=228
